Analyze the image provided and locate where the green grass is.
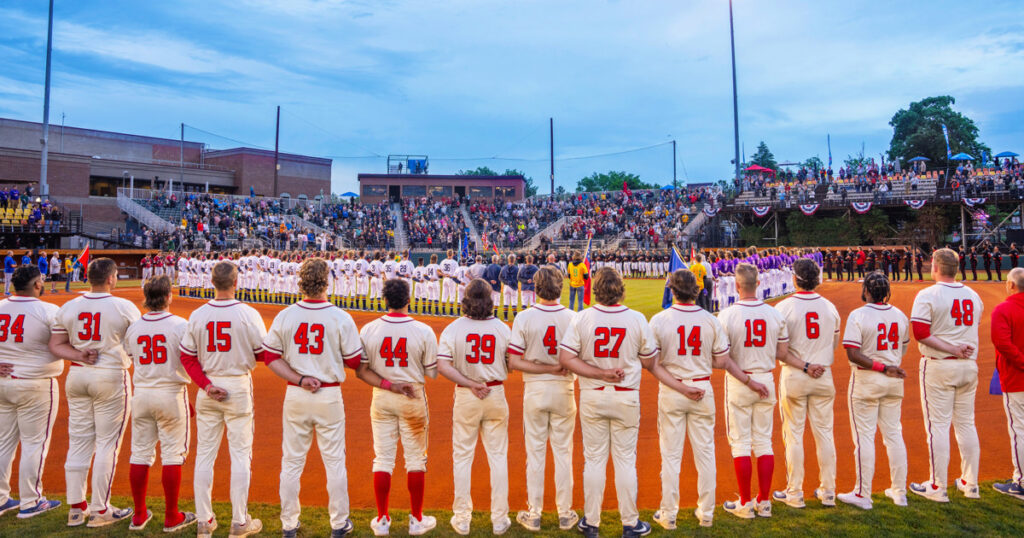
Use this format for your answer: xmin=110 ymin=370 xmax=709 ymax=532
xmin=557 ymin=278 xmax=669 ymax=319
xmin=3 ymin=485 xmax=1024 ymax=537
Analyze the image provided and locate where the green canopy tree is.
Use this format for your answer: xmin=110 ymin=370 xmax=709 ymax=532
xmin=803 ymin=156 xmax=824 ymax=172
xmin=749 ymin=141 xmax=778 ymax=172
xmin=458 ymin=166 xmax=537 ymax=197
xmin=575 ymin=171 xmax=653 ymax=192
xmin=888 ymin=96 xmax=990 ymax=167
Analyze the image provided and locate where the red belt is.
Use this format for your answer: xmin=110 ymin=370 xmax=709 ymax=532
xmin=70 ymin=363 xmax=81 ymax=367
xmin=458 ymin=380 xmax=503 ymax=388
xmin=927 ymin=356 xmax=959 ymax=360
xmin=743 ymin=370 xmax=759 ymax=374
xmin=595 ymin=386 xmax=637 ymax=391
xmin=288 ymin=381 xmax=340 ymax=387
xmin=677 ymin=376 xmax=711 ymax=382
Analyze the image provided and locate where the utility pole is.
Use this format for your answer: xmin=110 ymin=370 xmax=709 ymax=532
xmin=176 ymin=122 xmax=183 ymax=194
xmin=274 ymin=105 xmax=280 ymax=196
xmin=40 ymin=0 xmax=54 ymax=198
xmin=672 ymin=139 xmax=677 ymax=189
xmin=549 ymin=117 xmax=554 ymax=198
xmin=728 ymin=0 xmax=741 ymax=185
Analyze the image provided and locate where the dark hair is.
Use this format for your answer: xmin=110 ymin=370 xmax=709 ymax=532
xmin=793 ymin=259 xmax=820 ymax=291
xmin=143 ymin=275 xmax=172 ymax=311
xmin=87 ymin=258 xmax=117 ymax=284
xmin=461 ymin=279 xmax=494 ymax=320
xmin=669 ymin=269 xmax=699 ymax=303
xmin=592 ymin=267 xmax=624 ymax=306
xmin=383 ymin=278 xmax=410 ymax=310
xmin=862 ymin=271 xmax=891 ymax=304
xmin=12 ymin=265 xmax=41 ymax=293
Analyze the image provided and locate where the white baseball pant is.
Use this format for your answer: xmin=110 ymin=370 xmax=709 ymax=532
xmin=1002 ymin=391 xmax=1024 ymax=485
xmin=522 ymin=380 xmax=575 ymax=519
xmin=657 ymin=380 xmax=715 ymax=522
xmin=725 ymin=372 xmax=776 ymax=457
xmin=919 ymin=358 xmax=980 ymax=490
xmin=579 ymin=388 xmax=640 ymax=528
xmin=501 ymin=286 xmax=518 ymax=309
xmin=848 ymin=369 xmax=907 ymax=497
xmin=442 ymin=279 xmax=457 ymax=304
xmin=452 ymin=386 xmax=508 ymax=527
xmin=130 ymin=386 xmax=190 ymax=466
xmin=194 ymin=374 xmax=253 ymax=527
xmin=371 ymin=385 xmax=428 ymax=473
xmin=0 ymin=377 xmax=58 ymax=509
xmin=779 ymin=367 xmax=836 ymax=495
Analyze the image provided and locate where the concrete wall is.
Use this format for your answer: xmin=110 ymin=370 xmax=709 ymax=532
xmin=0 ymin=118 xmax=203 ymax=164
xmin=357 ymin=173 xmax=525 ymax=203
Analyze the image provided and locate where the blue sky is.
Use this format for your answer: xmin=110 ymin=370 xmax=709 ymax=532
xmin=1 ymin=0 xmax=1023 ymax=194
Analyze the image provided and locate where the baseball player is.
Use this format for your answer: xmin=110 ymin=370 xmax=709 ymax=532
xmin=397 ymin=253 xmax=414 ymax=292
xmin=357 ymin=278 xmax=438 ymax=536
xmin=440 ymin=250 xmax=459 ymax=316
xmin=909 ymin=248 xmax=982 ymax=501
xmin=838 ymin=272 xmax=910 ymax=510
xmin=0 ymin=266 xmax=63 ymax=518
xmin=49 ymin=257 xmax=140 ymax=527
xmin=370 ymin=252 xmax=385 ymax=311
xmin=517 ymin=255 xmax=538 ymax=309
xmin=123 ymin=275 xmax=196 ymax=532
xmin=717 ymin=263 xmax=818 ymax=519
xmin=355 ymin=252 xmax=370 ymax=310
xmin=507 ymin=267 xmax=578 ymax=532
xmin=436 ymin=279 xmax=512 ymax=536
xmin=557 ymin=267 xmax=657 ymax=538
xmin=992 ymin=267 xmax=1024 ymax=498
xmin=179 ymin=261 xmax=267 ymax=537
xmin=772 ymin=259 xmax=841 ymax=508
xmin=425 ymin=254 xmax=441 ymax=315
xmin=262 ymin=258 xmax=369 ymax=537
xmin=484 ymin=255 xmax=502 ymax=317
xmin=141 ymin=254 xmax=152 ymax=285
xmin=499 ymin=254 xmax=519 ymax=321
xmin=648 ymin=269 xmax=765 ymax=529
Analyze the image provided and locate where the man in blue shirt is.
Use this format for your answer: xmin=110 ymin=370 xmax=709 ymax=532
xmin=21 ymin=251 xmax=32 ymax=267
xmin=498 ymin=254 xmax=520 ymax=321
xmin=3 ymin=251 xmax=15 ymax=294
xmin=37 ymin=251 xmax=49 ymax=295
xmin=517 ymin=254 xmax=539 ymax=309
xmin=483 ymin=254 xmax=502 ymax=317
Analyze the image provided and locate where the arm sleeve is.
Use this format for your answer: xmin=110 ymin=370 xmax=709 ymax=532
xmin=558 ymin=315 xmax=581 ymax=356
xmin=776 ymin=312 xmax=789 ymax=342
xmin=261 ymin=315 xmax=285 ymax=365
xmin=437 ymin=325 xmax=455 ymax=362
xmin=909 ymin=291 xmax=932 ymax=326
xmin=710 ymin=316 xmax=731 ymax=356
xmin=637 ymin=315 xmax=659 ymax=359
xmin=339 ymin=316 xmax=363 ymax=369
xmin=178 ymin=321 xmax=211 ymax=389
xmin=841 ymin=311 xmax=861 ymax=349
xmin=992 ymin=305 xmax=1024 ymax=369
xmin=421 ymin=326 xmax=439 ymax=370
xmin=246 ymin=308 xmax=269 ymax=359
xmin=508 ymin=316 xmax=526 ymax=356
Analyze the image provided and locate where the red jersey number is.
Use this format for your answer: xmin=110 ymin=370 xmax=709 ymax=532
xmin=950 ymin=299 xmax=974 ymax=326
xmin=876 ymin=322 xmax=899 ymax=351
xmin=380 ymin=336 xmax=409 ymax=367
xmin=744 ymin=319 xmax=766 ymax=347
xmin=0 ymin=314 xmax=25 ymax=343
xmin=466 ymin=334 xmax=496 ymax=364
xmin=806 ymin=312 xmax=820 ymax=339
xmin=293 ymin=323 xmax=325 ymax=355
xmin=676 ymin=325 xmax=702 ymax=356
xmin=594 ymin=327 xmax=626 ymax=358
xmin=205 ymin=321 xmax=232 ymax=352
xmin=542 ymin=326 xmax=558 ymax=356
xmin=77 ymin=312 xmax=102 ymax=342
xmin=137 ymin=334 xmax=168 ymax=365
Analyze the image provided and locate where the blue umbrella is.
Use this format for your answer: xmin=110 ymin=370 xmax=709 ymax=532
xmin=995 ymin=151 xmax=1019 ymax=158
xmin=660 ymin=184 xmax=675 ymax=190
xmin=907 ymin=156 xmax=930 ymax=162
xmin=340 ymin=191 xmax=359 ymax=197
xmin=950 ymin=152 xmax=974 ymax=161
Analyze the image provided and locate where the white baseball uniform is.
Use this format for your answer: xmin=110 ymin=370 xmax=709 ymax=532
xmin=559 ymin=304 xmax=658 ymax=528
xmin=52 ymin=292 xmax=140 ymax=513
xmin=0 ymin=296 xmax=61 ymax=511
xmin=910 ymin=281 xmax=983 ymax=491
xmin=438 ymin=316 xmax=511 ymax=528
xmin=440 ymin=258 xmax=458 ymax=305
xmin=262 ymin=299 xmax=362 ymax=532
xmin=842 ymin=303 xmax=910 ymax=498
xmin=648 ymin=303 xmax=730 ymax=523
xmin=508 ymin=304 xmax=577 ymax=520
xmin=179 ymin=299 xmax=267 ymax=527
xmin=774 ymin=291 xmax=841 ymax=498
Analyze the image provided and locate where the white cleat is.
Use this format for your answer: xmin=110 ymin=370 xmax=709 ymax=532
xmin=197 ymin=517 xmax=217 ymax=538
xmin=838 ymin=492 xmax=873 ymax=510
xmin=956 ymin=478 xmax=980 ymax=499
xmin=723 ymin=499 xmax=755 ymax=519
xmin=370 ymin=515 xmax=391 ymax=536
xmin=450 ymin=515 xmax=470 ymax=536
xmin=910 ymin=482 xmax=949 ymax=503
xmin=228 ymin=515 xmax=262 ymax=537
xmin=694 ymin=508 xmax=712 ymax=528
xmin=772 ymin=490 xmax=806 ymax=508
xmin=516 ymin=511 xmax=541 ymax=532
xmin=409 ymin=514 xmax=436 ymax=536
xmin=67 ymin=507 xmax=90 ymax=527
xmin=492 ymin=516 xmax=512 ymax=535
xmin=755 ymin=500 xmax=772 ymax=517
xmin=652 ymin=510 xmax=676 ymax=530
xmin=128 ymin=509 xmax=153 ymax=531
xmin=557 ymin=511 xmax=579 ymax=531
xmin=885 ymin=488 xmax=908 ymax=506
xmin=815 ymin=488 xmax=836 ymax=507
xmin=87 ymin=506 xmax=133 ymax=528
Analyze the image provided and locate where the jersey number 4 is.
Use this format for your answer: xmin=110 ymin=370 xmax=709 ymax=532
xmin=380 ymin=336 xmax=408 ymax=367
xmin=137 ymin=334 xmax=168 ymax=365
xmin=950 ymin=299 xmax=974 ymax=326
xmin=594 ymin=327 xmax=626 ymax=358
xmin=542 ymin=326 xmax=558 ymax=355
xmin=0 ymin=314 xmax=25 ymax=343
xmin=294 ymin=323 xmax=325 ymax=355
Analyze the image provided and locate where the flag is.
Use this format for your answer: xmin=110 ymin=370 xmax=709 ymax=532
xmin=661 ymin=245 xmax=687 ymax=308
xmin=941 ymin=123 xmax=951 ymax=159
xmin=460 ymin=234 xmax=469 ymax=261
xmin=622 ymin=180 xmax=632 ymax=199
xmin=827 ymin=134 xmax=832 ymax=168
xmin=582 ymin=234 xmax=593 ymax=306
xmin=78 ymin=244 xmax=90 ymax=267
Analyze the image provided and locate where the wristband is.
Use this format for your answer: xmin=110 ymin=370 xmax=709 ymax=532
xmin=381 ymin=379 xmax=392 ymax=391
xmin=298 ymin=375 xmax=307 ymax=386
xmin=870 ymin=361 xmax=887 ymax=373
xmin=803 ymin=362 xmax=809 ymax=374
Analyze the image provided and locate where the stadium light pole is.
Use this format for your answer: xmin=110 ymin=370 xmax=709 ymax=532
xmin=728 ymin=0 xmax=741 ymax=185
xmin=672 ymin=139 xmax=677 ymax=189
xmin=549 ymin=117 xmax=554 ymax=199
xmin=40 ymin=0 xmax=54 ymax=198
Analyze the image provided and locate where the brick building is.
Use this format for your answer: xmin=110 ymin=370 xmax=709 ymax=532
xmin=358 ymin=173 xmax=525 ymax=203
xmin=0 ymin=117 xmax=331 ymax=232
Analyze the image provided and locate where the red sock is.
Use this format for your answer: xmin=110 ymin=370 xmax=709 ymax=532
xmin=162 ymin=465 xmax=184 ymax=527
xmin=756 ymin=455 xmax=774 ymax=503
xmin=128 ymin=464 xmax=149 ymax=524
xmin=71 ymin=501 xmax=88 ymax=511
xmin=408 ymin=471 xmax=425 ymax=520
xmin=733 ymin=456 xmax=752 ymax=504
xmin=373 ymin=472 xmax=391 ymax=519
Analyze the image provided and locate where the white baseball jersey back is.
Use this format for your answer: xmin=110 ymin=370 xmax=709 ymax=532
xmin=51 ymin=292 xmax=141 ymax=369
xmin=438 ymin=317 xmax=510 ymax=383
xmin=910 ymin=282 xmax=983 ymax=360
xmin=359 ymin=313 xmax=438 ymax=384
xmin=261 ymin=300 xmax=362 ymax=383
xmin=648 ymin=304 xmax=730 ymax=380
xmin=842 ymin=303 xmax=910 ymax=366
xmin=774 ymin=291 xmax=841 ymax=366
xmin=125 ymin=311 xmax=189 ymax=389
xmin=717 ymin=299 xmax=788 ymax=373
xmin=559 ymin=304 xmax=658 ymax=390
xmin=383 ymin=260 xmax=398 ymax=279
xmin=508 ymin=303 xmax=576 ymax=382
xmin=179 ymin=299 xmax=267 ymax=376
xmin=0 ymin=296 xmax=61 ymax=378
xmin=440 ymin=258 xmax=457 ymax=277
xmin=398 ymin=260 xmax=414 ymax=278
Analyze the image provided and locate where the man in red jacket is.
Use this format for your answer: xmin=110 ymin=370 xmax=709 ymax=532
xmin=991 ymin=267 xmax=1024 ymax=499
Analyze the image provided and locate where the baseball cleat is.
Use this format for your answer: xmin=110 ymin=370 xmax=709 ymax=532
xmin=622 ymin=520 xmax=651 ymax=537
xmin=17 ymin=499 xmax=60 ymax=519
xmin=993 ymin=481 xmax=1024 ymax=500
xmin=282 ymin=523 xmax=299 ymax=538
xmin=493 ymin=516 xmax=512 ymax=535
xmin=228 ymin=515 xmax=262 ymax=537
xmin=773 ymin=490 xmax=806 ymax=508
xmin=837 ymin=492 xmax=873 ymax=510
xmin=814 ymin=488 xmax=836 ymax=507
xmin=558 ymin=511 xmax=579 ymax=531
xmin=408 ymin=514 xmax=436 ymax=535
xmin=163 ymin=511 xmax=197 ymax=532
xmin=910 ymin=482 xmax=949 ymax=503
xmin=197 ymin=517 xmax=217 ymax=538
xmin=652 ymin=510 xmax=676 ymax=530
xmin=450 ymin=515 xmax=470 ymax=536
xmin=956 ymin=478 xmax=980 ymax=499
xmin=87 ymin=506 xmax=133 ymax=527
xmin=129 ymin=509 xmax=153 ymax=531
xmin=576 ymin=517 xmax=600 ymax=538
xmin=331 ymin=518 xmax=355 ymax=537
xmin=516 ymin=511 xmax=541 ymax=531
xmin=723 ymin=499 xmax=755 ymax=519
xmin=755 ymin=500 xmax=772 ymax=517
xmin=67 ymin=507 xmax=90 ymax=527
xmin=370 ymin=514 xmax=391 ymax=536
xmin=0 ymin=498 xmax=19 ymax=517
xmin=694 ymin=508 xmax=712 ymax=528
xmin=885 ymin=488 xmax=908 ymax=506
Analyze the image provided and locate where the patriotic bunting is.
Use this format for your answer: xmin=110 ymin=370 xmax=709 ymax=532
xmin=751 ymin=206 xmax=771 ymax=218
xmin=702 ymin=206 xmax=719 ymax=217
xmin=851 ymin=202 xmax=873 ymax=214
xmin=963 ymin=198 xmax=987 ymax=207
xmin=904 ymin=199 xmax=927 ymax=209
xmin=799 ymin=204 xmax=819 ymax=216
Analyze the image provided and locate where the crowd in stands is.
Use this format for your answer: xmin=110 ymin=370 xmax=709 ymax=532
xmin=0 ymin=184 xmax=64 ymax=234
xmin=469 ymin=197 xmax=568 ymax=249
xmin=402 ymin=196 xmax=462 ymax=249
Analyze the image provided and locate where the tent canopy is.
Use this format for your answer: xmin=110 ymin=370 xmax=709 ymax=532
xmin=660 ymin=184 xmax=675 ymax=190
xmin=907 ymin=156 xmax=930 ymax=162
xmin=995 ymin=151 xmax=1019 ymax=158
xmin=950 ymin=152 xmax=975 ymax=161
xmin=340 ymin=191 xmax=359 ymax=197
xmin=744 ymin=164 xmax=776 ymax=176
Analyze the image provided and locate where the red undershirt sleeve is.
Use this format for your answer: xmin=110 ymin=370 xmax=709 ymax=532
xmin=344 ymin=354 xmax=362 ymax=370
xmin=180 ymin=352 xmax=212 ymax=390
xmin=912 ymin=321 xmax=931 ymax=341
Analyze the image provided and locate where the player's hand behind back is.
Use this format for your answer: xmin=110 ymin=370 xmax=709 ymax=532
xmin=0 ymin=362 xmax=12 ymax=377
xmin=953 ymin=343 xmax=974 ymax=360
xmin=77 ymin=349 xmax=99 ymax=366
xmin=205 ymin=385 xmax=229 ymax=402
xmin=300 ymin=376 xmax=322 ymax=393
xmin=747 ymin=379 xmax=770 ymax=399
xmin=600 ymin=368 xmax=625 ymax=384
xmin=391 ymin=382 xmax=417 ymax=399
xmin=884 ymin=365 xmax=907 ymax=379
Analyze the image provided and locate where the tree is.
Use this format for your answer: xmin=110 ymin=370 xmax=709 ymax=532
xmin=555 ymin=185 xmax=567 ymax=197
xmin=575 ymin=171 xmax=653 ymax=192
xmin=456 ymin=166 xmax=499 ymax=176
xmin=803 ymin=156 xmax=824 ymax=172
xmin=888 ymin=96 xmax=990 ymax=167
xmin=459 ymin=166 xmax=537 ymax=197
xmin=749 ymin=141 xmax=778 ymax=172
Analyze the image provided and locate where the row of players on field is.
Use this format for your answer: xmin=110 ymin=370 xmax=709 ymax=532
xmin=0 ymin=248 xmax=1017 ymax=537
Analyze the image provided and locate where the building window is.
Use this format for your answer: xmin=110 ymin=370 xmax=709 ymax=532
xmin=403 ymin=185 xmax=427 ymax=197
xmin=428 ymin=185 xmax=452 ymax=197
xmin=363 ymin=185 xmax=387 ymax=197
xmin=495 ymin=186 xmax=516 ymax=198
xmin=89 ymin=176 xmax=120 ymax=197
xmin=469 ymin=186 xmax=492 ymax=198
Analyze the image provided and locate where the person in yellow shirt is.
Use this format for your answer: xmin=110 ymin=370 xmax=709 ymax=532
xmin=567 ymin=251 xmax=589 ymax=311
xmin=689 ymin=259 xmax=707 ymax=293
xmin=63 ymin=256 xmax=74 ymax=292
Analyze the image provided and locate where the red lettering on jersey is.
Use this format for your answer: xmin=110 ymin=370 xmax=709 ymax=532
xmin=0 ymin=314 xmax=25 ymax=343
xmin=137 ymin=334 xmax=168 ymax=365
xmin=594 ymin=327 xmax=626 ymax=358
xmin=744 ymin=319 xmax=766 ymax=347
xmin=294 ymin=323 xmax=325 ymax=355
xmin=950 ymin=299 xmax=974 ymax=326
xmin=876 ymin=322 xmax=899 ymax=351
xmin=542 ymin=326 xmax=558 ymax=356
xmin=676 ymin=325 xmax=702 ymax=356
xmin=466 ymin=333 xmax=496 ymax=364
xmin=205 ymin=321 xmax=232 ymax=352
xmin=77 ymin=312 xmax=102 ymax=342
xmin=380 ymin=336 xmax=409 ymax=367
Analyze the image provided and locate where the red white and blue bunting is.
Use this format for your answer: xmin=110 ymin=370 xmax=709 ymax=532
xmin=702 ymin=206 xmax=719 ymax=217
xmin=799 ymin=204 xmax=820 ymax=216
xmin=751 ymin=206 xmax=771 ymax=218
xmin=904 ymin=199 xmax=927 ymax=210
xmin=963 ymin=197 xmax=987 ymax=207
xmin=851 ymin=202 xmax=873 ymax=214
